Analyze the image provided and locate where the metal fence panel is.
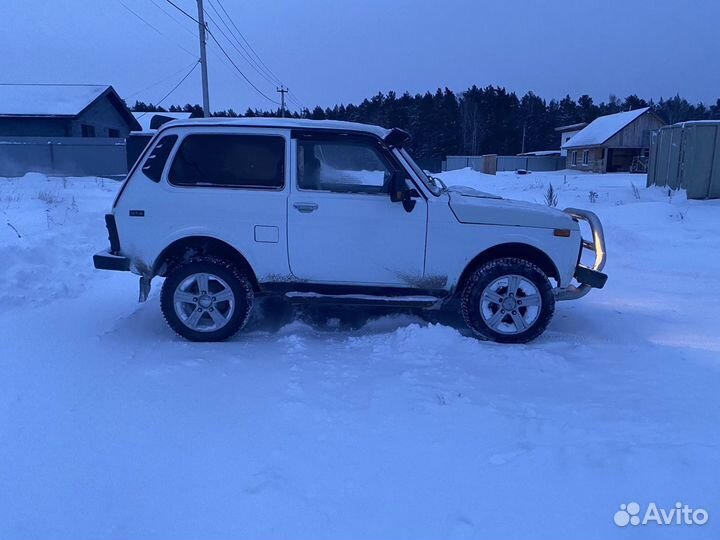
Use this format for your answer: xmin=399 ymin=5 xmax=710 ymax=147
xmin=445 ymin=156 xmax=488 ymax=172
xmin=530 ymin=156 xmax=566 ymax=171
xmin=647 ymin=130 xmax=659 ymax=187
xmin=414 ymin=157 xmax=443 ymax=173
xmin=0 ymin=137 xmax=127 ymax=178
xmin=666 ymin=127 xmax=683 ymax=190
xmin=496 ymin=156 xmax=565 ymax=171
xmin=710 ymin=128 xmax=720 ymax=199
xmin=650 ymin=126 xmax=683 ymax=190
xmin=683 ymin=124 xmax=719 ymax=199
xmin=684 ymin=126 xmax=715 ymax=199
xmin=0 ymin=140 xmax=52 ymax=176
xmin=445 ymin=155 xmax=565 ymax=174
xmin=444 ymin=156 xmax=470 ymax=171
xmin=497 ymin=156 xmax=526 ymax=171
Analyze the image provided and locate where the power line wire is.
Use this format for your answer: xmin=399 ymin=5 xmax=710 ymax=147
xmin=164 ymin=0 xmax=200 ymax=24
xmin=127 ymin=59 xmax=200 ymax=99
xmin=115 ymin=0 xmax=196 ymax=57
xmin=288 ymin=90 xmax=308 ymax=111
xmin=200 ymin=33 xmax=277 ymax=113
xmin=162 ymin=0 xmax=288 ymax=109
xmin=135 ymin=60 xmax=200 ymax=117
xmin=212 ymin=0 xmax=285 ymax=86
xmin=205 ymin=0 xmax=281 ymax=87
xmin=148 ymin=0 xmax=196 ymax=37
xmin=116 ymin=0 xmax=165 ymax=34
xmin=207 ymin=0 xmax=308 ymax=111
xmin=204 ymin=3 xmax=277 ymax=87
xmin=203 ymin=9 xmax=267 ymax=80
xmin=205 ymin=28 xmax=279 ymax=105
xmin=155 ymin=60 xmax=199 ymax=105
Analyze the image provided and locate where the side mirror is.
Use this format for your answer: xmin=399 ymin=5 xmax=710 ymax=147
xmin=389 ymin=170 xmax=418 ymax=212
xmin=402 ymin=194 xmax=417 ymax=213
xmin=390 ymin=170 xmax=407 ymax=203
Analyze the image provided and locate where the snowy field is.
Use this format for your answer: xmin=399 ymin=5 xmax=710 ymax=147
xmin=0 ymin=170 xmax=718 ymax=540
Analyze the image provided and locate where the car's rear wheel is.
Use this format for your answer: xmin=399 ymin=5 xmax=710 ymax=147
xmin=460 ymin=257 xmax=555 ymax=343
xmin=160 ymin=257 xmax=253 ymax=342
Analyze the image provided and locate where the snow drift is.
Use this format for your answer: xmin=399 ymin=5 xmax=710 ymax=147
xmin=0 ymin=170 xmax=718 ymax=540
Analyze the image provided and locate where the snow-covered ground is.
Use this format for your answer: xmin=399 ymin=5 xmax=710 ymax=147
xmin=1 ymin=170 xmax=718 ymax=540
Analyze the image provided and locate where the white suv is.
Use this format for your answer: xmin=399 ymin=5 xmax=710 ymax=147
xmin=94 ymin=118 xmax=607 ymax=343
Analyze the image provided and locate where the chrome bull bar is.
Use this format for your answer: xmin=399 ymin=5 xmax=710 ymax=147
xmin=555 ymin=208 xmax=607 ymax=301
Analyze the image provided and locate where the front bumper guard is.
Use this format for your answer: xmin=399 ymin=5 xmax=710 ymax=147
xmin=555 ymin=208 xmax=607 ymax=301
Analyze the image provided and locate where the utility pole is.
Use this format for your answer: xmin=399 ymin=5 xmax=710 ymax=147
xmin=521 ymin=123 xmax=527 ymax=154
xmin=196 ymin=0 xmax=211 ymax=117
xmin=276 ymin=85 xmax=288 ymax=117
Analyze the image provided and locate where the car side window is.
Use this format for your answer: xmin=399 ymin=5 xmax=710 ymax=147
xmin=142 ymin=135 xmax=178 ymax=182
xmin=297 ymin=139 xmax=392 ymax=194
xmin=169 ymin=134 xmax=285 ymax=189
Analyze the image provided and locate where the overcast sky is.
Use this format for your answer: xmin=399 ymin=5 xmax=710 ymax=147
xmin=3 ymin=0 xmax=719 ymax=113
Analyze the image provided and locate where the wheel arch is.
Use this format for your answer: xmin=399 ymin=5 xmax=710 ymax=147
xmin=455 ymin=243 xmax=560 ymax=295
xmin=153 ymin=235 xmax=260 ymax=291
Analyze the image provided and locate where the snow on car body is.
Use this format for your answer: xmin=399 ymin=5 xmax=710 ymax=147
xmin=94 ymin=118 xmax=607 ymax=343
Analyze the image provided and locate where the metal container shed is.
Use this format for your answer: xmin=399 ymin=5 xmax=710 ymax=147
xmin=648 ymin=121 xmax=720 ymax=199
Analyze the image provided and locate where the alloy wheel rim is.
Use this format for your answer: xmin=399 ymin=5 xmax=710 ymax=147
xmin=173 ymin=272 xmax=235 ymax=332
xmin=479 ymin=274 xmax=542 ymax=334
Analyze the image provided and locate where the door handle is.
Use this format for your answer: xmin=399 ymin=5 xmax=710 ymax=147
xmin=293 ymin=202 xmax=318 ymax=213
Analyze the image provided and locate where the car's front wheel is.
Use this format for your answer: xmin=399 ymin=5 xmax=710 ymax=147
xmin=160 ymin=257 xmax=253 ymax=342
xmin=460 ymin=257 xmax=555 ymax=343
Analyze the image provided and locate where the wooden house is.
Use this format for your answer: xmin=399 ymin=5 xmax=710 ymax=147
xmin=562 ymin=108 xmax=665 ymax=172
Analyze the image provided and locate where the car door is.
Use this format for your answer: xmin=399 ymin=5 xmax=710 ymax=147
xmin=287 ymin=133 xmax=427 ymax=286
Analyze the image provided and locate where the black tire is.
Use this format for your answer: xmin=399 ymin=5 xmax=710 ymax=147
xmin=160 ymin=257 xmax=254 ymax=342
xmin=460 ymin=257 xmax=555 ymax=343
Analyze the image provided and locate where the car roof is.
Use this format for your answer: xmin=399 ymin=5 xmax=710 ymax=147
xmin=160 ymin=117 xmax=391 ymax=138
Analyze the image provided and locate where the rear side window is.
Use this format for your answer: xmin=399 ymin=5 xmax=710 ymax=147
xmin=142 ymin=135 xmax=178 ymax=182
xmin=168 ymin=134 xmax=285 ymax=188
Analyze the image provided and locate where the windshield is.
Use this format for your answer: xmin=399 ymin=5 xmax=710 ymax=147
xmin=398 ymin=148 xmax=443 ymax=196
